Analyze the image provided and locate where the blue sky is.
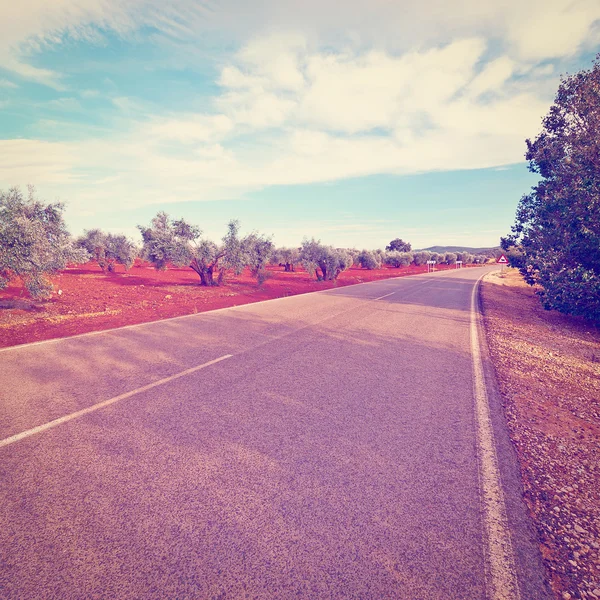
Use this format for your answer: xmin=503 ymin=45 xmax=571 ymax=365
xmin=1 ymin=1 xmax=599 ymax=249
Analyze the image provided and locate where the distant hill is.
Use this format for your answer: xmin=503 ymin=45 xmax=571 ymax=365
xmin=418 ymin=246 xmax=501 ymax=257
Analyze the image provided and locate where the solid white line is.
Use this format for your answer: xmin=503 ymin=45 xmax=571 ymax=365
xmin=0 ymin=354 xmax=233 ymax=449
xmin=470 ymin=275 xmax=521 ymax=600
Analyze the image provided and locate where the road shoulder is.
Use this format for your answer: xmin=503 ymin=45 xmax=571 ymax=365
xmin=481 ymin=269 xmax=600 ymax=600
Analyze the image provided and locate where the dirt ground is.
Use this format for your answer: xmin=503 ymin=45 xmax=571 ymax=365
xmin=481 ymin=269 xmax=600 ymax=600
xmin=0 ymin=260 xmax=458 ymax=348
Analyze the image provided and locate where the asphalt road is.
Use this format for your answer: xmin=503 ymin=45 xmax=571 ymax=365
xmin=0 ymin=267 xmax=550 ymax=599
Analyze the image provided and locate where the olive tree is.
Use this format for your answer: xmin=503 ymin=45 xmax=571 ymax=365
xmin=413 ymin=251 xmax=432 ymax=266
xmin=273 ymin=247 xmax=300 ymax=272
xmin=384 ymin=251 xmax=413 ymax=267
xmin=76 ymin=229 xmax=138 ymax=272
xmin=243 ymin=232 xmax=274 ymax=283
xmin=300 ymin=239 xmax=353 ymax=281
xmin=139 ymin=213 xmax=250 ymax=286
xmin=0 ymin=186 xmax=88 ymax=299
xmin=444 ymin=252 xmax=457 ymax=265
xmin=357 ymin=249 xmax=381 ymax=270
xmin=385 ymin=238 xmax=412 ymax=252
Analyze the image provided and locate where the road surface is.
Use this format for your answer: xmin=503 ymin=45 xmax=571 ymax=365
xmin=0 ymin=267 xmax=550 ymax=599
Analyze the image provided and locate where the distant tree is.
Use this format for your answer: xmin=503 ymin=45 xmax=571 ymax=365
xmin=0 ymin=186 xmax=88 ymax=299
xmin=139 ymin=213 xmax=251 ymax=286
xmin=76 ymin=229 xmax=137 ymax=272
xmin=273 ymin=247 xmax=300 ymax=272
xmin=137 ymin=211 xmax=196 ymax=270
xmin=456 ymin=252 xmax=474 ymax=264
xmin=503 ymin=55 xmax=600 ymax=320
xmin=444 ymin=252 xmax=457 ymax=265
xmin=413 ymin=251 xmax=432 ymax=266
xmin=300 ymin=239 xmax=353 ymax=281
xmin=384 ymin=251 xmax=413 ymax=268
xmin=357 ymin=249 xmax=381 ymax=270
xmin=243 ymin=232 xmax=274 ymax=283
xmin=386 ymin=238 xmax=412 ymax=252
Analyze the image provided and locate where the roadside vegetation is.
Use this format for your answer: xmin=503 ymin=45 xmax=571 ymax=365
xmin=502 ymin=55 xmax=600 ymax=322
xmin=0 ymin=194 xmax=493 ymax=301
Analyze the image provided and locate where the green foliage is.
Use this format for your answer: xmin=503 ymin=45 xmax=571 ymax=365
xmin=413 ymin=251 xmax=432 ymax=266
xmin=357 ymin=249 xmax=381 ymax=270
xmin=273 ymin=247 xmax=300 ymax=272
xmin=385 ymin=238 xmax=412 ymax=252
xmin=505 ymin=55 xmax=600 ymax=320
xmin=0 ymin=186 xmax=88 ymax=299
xmin=455 ymin=252 xmax=473 ymax=264
xmin=138 ymin=212 xmax=197 ymax=270
xmin=138 ymin=214 xmax=269 ymax=286
xmin=76 ymin=229 xmax=138 ymax=272
xmin=384 ymin=251 xmax=413 ymax=268
xmin=242 ymin=231 xmax=274 ymax=282
xmin=444 ymin=252 xmax=457 ymax=265
xmin=300 ymin=238 xmax=352 ymax=281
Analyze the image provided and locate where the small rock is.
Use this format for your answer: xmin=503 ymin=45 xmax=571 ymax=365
xmin=165 ymin=294 xmax=172 ymax=299
xmin=562 ymin=592 xmax=572 ymax=599
xmin=592 ymin=590 xmax=600 ymax=598
xmin=575 ymin=525 xmax=586 ymax=534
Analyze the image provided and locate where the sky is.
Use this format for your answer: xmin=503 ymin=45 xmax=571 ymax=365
xmin=1 ymin=1 xmax=599 ymax=249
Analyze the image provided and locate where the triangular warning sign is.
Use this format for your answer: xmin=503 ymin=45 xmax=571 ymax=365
xmin=497 ymin=254 xmax=509 ymax=264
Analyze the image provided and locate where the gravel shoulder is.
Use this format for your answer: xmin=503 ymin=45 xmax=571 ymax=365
xmin=481 ymin=269 xmax=600 ymax=600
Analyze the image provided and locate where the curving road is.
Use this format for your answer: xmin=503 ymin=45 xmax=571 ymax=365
xmin=0 ymin=267 xmax=550 ymax=599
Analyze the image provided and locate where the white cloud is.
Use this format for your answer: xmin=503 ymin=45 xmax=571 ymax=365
xmin=47 ymin=97 xmax=82 ymax=111
xmin=0 ymin=139 xmax=77 ymax=185
xmin=506 ymin=0 xmax=600 ymax=61
xmin=148 ymin=114 xmax=233 ymax=142
xmin=2 ymin=0 xmax=599 ymax=88
xmin=0 ymin=79 xmax=18 ymax=89
xmin=80 ymin=89 xmax=99 ymax=98
xmin=1 ymin=32 xmax=558 ymax=215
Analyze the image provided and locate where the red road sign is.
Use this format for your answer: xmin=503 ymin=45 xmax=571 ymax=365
xmin=497 ymin=254 xmax=509 ymax=264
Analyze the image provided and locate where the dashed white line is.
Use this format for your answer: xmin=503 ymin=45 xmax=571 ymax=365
xmin=373 ymin=292 xmax=396 ymax=301
xmin=0 ymin=354 xmax=233 ymax=449
xmin=470 ymin=274 xmax=521 ymax=600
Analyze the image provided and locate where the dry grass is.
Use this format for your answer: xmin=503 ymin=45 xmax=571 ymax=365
xmin=482 ymin=269 xmax=600 ymax=600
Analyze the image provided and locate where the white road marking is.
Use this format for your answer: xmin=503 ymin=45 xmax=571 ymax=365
xmin=373 ymin=291 xmax=396 ymax=301
xmin=470 ymin=274 xmax=521 ymax=600
xmin=0 ymin=354 xmax=233 ymax=449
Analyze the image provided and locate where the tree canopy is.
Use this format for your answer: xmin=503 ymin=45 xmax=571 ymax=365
xmin=76 ymin=229 xmax=138 ymax=272
xmin=300 ymin=239 xmax=353 ymax=281
xmin=0 ymin=186 xmax=88 ymax=299
xmin=503 ymin=55 xmax=600 ymax=321
xmin=385 ymin=238 xmax=411 ymax=252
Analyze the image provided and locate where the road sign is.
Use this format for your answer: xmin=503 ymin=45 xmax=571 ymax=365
xmin=497 ymin=254 xmax=509 ymax=264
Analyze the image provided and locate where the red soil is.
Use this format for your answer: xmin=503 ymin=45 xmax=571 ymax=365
xmin=0 ymin=261 xmax=463 ymax=348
